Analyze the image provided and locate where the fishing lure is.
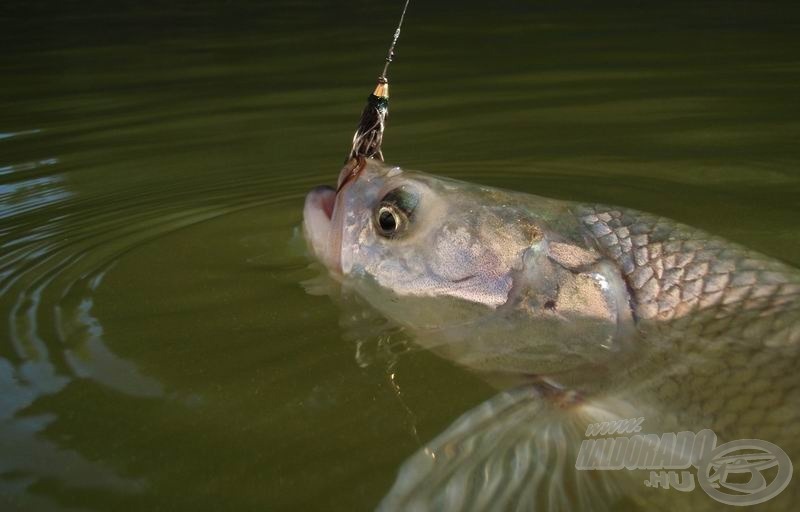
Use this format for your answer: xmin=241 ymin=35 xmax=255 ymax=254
xmin=347 ymin=0 xmax=411 ymax=162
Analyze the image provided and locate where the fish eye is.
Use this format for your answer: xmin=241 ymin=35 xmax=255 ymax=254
xmin=374 ymin=186 xmax=418 ymax=238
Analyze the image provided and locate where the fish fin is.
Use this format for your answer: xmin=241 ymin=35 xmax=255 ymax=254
xmin=378 ymin=384 xmax=645 ymax=512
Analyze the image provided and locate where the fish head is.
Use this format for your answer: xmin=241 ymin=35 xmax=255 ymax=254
xmin=304 ymin=158 xmax=535 ymax=316
xmin=304 ymin=159 xmax=634 ymax=378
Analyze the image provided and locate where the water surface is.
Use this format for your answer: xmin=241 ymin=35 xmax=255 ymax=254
xmin=1 ymin=0 xmax=799 ymax=510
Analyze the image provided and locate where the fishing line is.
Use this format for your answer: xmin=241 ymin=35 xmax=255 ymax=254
xmin=380 ymin=0 xmax=411 ymax=82
xmin=347 ymin=0 xmax=412 ymax=161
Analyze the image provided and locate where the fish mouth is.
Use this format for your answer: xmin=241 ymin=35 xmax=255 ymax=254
xmin=303 ymin=185 xmax=341 ymax=272
xmin=303 ymin=158 xmax=368 ymax=273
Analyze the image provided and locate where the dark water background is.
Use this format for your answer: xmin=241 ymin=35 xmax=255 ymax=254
xmin=1 ymin=0 xmax=799 ymax=510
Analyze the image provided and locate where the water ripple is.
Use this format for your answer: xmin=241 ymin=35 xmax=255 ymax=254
xmin=0 ymin=126 xmax=321 ymax=505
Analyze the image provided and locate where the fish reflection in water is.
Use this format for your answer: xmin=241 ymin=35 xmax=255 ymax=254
xmin=303 ymin=158 xmax=800 ymax=511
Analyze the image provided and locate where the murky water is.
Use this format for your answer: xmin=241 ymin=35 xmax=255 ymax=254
xmin=2 ymin=0 xmax=799 ymax=510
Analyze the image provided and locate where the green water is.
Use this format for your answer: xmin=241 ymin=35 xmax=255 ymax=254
xmin=1 ymin=0 xmax=799 ymax=510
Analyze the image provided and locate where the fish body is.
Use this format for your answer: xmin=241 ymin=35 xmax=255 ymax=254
xmin=303 ymin=158 xmax=800 ymax=510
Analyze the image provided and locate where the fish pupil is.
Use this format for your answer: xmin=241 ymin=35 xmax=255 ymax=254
xmin=379 ymin=209 xmax=397 ymax=232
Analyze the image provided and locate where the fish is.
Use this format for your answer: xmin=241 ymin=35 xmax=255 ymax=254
xmin=303 ymin=157 xmax=800 ymax=511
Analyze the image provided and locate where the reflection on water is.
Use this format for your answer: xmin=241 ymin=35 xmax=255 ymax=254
xmin=1 ymin=0 xmax=799 ymax=510
xmin=0 ymin=130 xmax=158 ymax=507
xmin=0 ymin=138 xmax=142 ymax=508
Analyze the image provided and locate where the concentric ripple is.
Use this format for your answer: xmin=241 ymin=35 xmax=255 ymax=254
xmin=2 ymin=1 xmax=800 ymax=510
xmin=0 ymin=124 xmax=330 ymax=507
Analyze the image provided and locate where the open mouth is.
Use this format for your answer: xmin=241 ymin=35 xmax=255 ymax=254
xmin=303 ymin=158 xmax=367 ymax=272
xmin=303 ymin=185 xmax=340 ymax=271
xmin=313 ymin=185 xmax=336 ymax=220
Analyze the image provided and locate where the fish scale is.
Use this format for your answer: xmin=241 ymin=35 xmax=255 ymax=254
xmin=305 ymin=161 xmax=800 ymax=510
xmin=574 ymin=204 xmax=800 ymax=509
xmin=576 ymin=204 xmax=800 ymax=334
